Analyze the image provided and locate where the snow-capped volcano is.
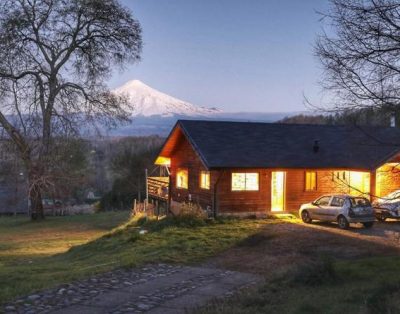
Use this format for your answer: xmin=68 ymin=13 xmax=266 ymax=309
xmin=114 ymin=80 xmax=221 ymax=117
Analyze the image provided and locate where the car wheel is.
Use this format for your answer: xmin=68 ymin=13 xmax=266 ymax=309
xmin=363 ymin=222 xmax=374 ymax=228
xmin=337 ymin=215 xmax=349 ymax=229
xmin=301 ymin=210 xmax=312 ymax=223
xmin=376 ymin=214 xmax=387 ymax=222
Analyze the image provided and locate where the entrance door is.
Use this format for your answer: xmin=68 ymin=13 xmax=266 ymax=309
xmin=271 ymin=171 xmax=285 ymax=212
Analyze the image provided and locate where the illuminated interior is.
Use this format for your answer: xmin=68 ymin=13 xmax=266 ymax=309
xmin=332 ymin=170 xmax=370 ymax=197
xmin=349 ymin=171 xmax=370 ymax=197
xmin=176 ymin=168 xmax=188 ymax=189
xmin=231 ymin=173 xmax=259 ymax=191
xmin=271 ymin=171 xmax=285 ymax=212
xmin=200 ymin=171 xmax=210 ymax=189
xmin=155 ymin=156 xmax=171 ymax=166
xmin=305 ymin=171 xmax=317 ymax=191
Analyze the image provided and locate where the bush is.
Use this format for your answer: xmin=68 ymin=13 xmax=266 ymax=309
xmin=134 ymin=213 xmax=220 ymax=233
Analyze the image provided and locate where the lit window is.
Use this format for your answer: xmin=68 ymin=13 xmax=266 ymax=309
xmin=232 ymin=173 xmax=259 ymax=191
xmin=332 ymin=171 xmax=349 ymax=183
xmin=349 ymin=171 xmax=370 ymax=197
xmin=200 ymin=171 xmax=210 ymax=189
xmin=176 ymin=168 xmax=188 ymax=189
xmin=305 ymin=171 xmax=317 ymax=191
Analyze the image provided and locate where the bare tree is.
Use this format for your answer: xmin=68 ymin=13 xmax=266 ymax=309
xmin=0 ymin=0 xmax=142 ymax=219
xmin=315 ymin=0 xmax=400 ymax=113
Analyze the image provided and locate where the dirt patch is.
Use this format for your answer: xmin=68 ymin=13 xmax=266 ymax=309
xmin=236 ymin=233 xmax=276 ymax=247
xmin=205 ymin=219 xmax=400 ymax=277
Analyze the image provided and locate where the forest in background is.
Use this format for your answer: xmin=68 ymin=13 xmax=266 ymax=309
xmin=0 ymin=136 xmax=164 ymax=213
xmin=279 ymin=107 xmax=400 ymax=127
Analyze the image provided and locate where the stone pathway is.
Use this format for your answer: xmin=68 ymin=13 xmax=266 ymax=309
xmin=3 ymin=264 xmax=261 ymax=314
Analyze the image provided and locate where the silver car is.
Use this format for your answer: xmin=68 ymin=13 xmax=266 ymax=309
xmin=373 ymin=190 xmax=400 ymax=221
xmin=299 ymin=194 xmax=375 ymax=229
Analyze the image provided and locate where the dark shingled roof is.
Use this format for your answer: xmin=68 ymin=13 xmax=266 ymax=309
xmin=175 ymin=120 xmax=400 ymax=170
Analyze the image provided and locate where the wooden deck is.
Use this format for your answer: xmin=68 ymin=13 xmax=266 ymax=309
xmin=147 ymin=176 xmax=169 ymax=201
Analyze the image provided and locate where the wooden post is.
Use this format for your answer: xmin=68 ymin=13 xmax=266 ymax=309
xmin=167 ymin=173 xmax=172 ymax=216
xmin=144 ymin=168 xmax=148 ymax=213
xmin=370 ymin=170 xmax=376 ymax=201
xmin=156 ymin=200 xmax=159 ymax=219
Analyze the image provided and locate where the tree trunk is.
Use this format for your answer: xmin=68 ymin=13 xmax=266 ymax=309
xmin=29 ymin=175 xmax=44 ymax=220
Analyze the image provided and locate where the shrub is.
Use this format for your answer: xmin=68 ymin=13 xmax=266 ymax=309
xmin=143 ymin=214 xmax=208 ymax=232
xmin=131 ymin=212 xmax=225 ymax=233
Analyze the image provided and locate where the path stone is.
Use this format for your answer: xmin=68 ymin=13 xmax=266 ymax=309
xmin=2 ymin=264 xmax=261 ymax=314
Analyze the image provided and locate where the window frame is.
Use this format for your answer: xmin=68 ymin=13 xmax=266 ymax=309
xmin=176 ymin=168 xmax=189 ymax=189
xmin=231 ymin=172 xmax=260 ymax=192
xmin=199 ymin=170 xmax=211 ymax=190
xmin=304 ymin=171 xmax=317 ymax=192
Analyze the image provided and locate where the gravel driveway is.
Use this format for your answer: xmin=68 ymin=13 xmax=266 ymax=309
xmin=2 ymin=264 xmax=260 ymax=314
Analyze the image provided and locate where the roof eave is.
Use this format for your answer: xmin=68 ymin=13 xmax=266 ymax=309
xmin=177 ymin=121 xmax=211 ymax=170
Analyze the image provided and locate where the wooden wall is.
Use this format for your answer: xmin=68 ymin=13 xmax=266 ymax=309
xmin=284 ymin=169 xmax=354 ymax=211
xmin=216 ymin=169 xmax=270 ymax=214
xmin=168 ymin=133 xmax=399 ymax=215
xmin=376 ymin=163 xmax=400 ymax=198
xmin=169 ymin=136 xmax=213 ymax=210
xmin=216 ymin=169 xmax=357 ymax=214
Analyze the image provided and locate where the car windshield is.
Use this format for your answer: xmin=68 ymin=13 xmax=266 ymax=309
xmin=350 ymin=197 xmax=371 ymax=207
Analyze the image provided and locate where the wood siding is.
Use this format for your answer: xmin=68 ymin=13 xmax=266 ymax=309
xmin=376 ymin=163 xmax=400 ymax=198
xmin=169 ymin=136 xmax=213 ymax=209
xmin=216 ymin=169 xmax=367 ymax=214
xmin=216 ymin=169 xmax=269 ymax=214
xmin=168 ymin=135 xmax=400 ymax=215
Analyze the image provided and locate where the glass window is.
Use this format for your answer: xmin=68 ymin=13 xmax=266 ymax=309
xmin=305 ymin=171 xmax=317 ymax=191
xmin=350 ymin=197 xmax=371 ymax=207
xmin=315 ymin=196 xmax=331 ymax=206
xmin=200 ymin=171 xmax=210 ymax=190
xmin=332 ymin=171 xmax=349 ymax=183
xmin=176 ymin=168 xmax=188 ymax=189
xmin=331 ymin=197 xmax=344 ymax=207
xmin=232 ymin=173 xmax=259 ymax=191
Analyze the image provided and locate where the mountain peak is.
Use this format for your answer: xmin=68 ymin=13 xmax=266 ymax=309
xmin=121 ymin=79 xmax=149 ymax=88
xmin=114 ymin=80 xmax=221 ymax=117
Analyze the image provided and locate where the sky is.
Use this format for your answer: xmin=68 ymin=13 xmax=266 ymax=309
xmin=110 ymin=0 xmax=330 ymax=113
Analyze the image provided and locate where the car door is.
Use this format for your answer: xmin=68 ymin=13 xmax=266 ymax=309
xmin=329 ymin=196 xmax=345 ymax=219
xmin=313 ymin=196 xmax=332 ymax=220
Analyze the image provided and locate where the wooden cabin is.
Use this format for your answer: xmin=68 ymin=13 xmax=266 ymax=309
xmin=148 ymin=120 xmax=400 ymax=216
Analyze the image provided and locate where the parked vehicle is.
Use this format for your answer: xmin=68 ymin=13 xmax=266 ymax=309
xmin=299 ymin=194 xmax=375 ymax=229
xmin=373 ymin=190 xmax=400 ymax=221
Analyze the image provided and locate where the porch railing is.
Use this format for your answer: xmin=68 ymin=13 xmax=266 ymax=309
xmin=147 ymin=176 xmax=169 ymax=201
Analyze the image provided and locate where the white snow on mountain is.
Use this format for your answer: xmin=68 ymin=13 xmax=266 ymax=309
xmin=113 ymin=80 xmax=221 ymax=117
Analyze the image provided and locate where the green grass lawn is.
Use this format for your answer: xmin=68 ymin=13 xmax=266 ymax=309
xmin=0 ymin=212 xmax=269 ymax=304
xmin=198 ymin=255 xmax=400 ymax=314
